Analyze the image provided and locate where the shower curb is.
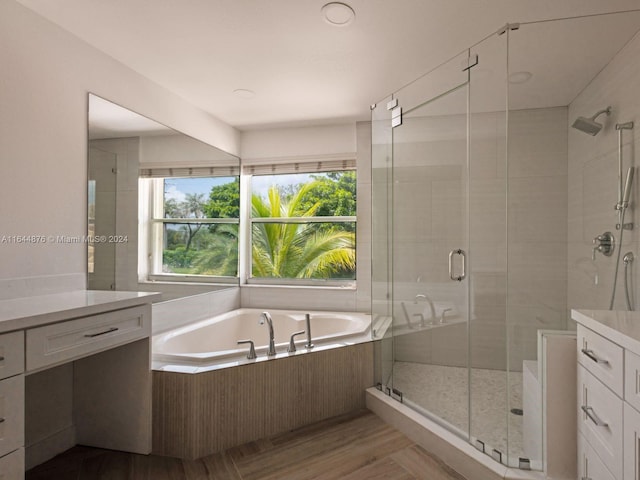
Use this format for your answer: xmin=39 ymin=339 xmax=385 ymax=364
xmin=365 ymin=388 xmax=547 ymax=480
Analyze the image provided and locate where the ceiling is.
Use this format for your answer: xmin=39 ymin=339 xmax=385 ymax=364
xmin=16 ymin=0 xmax=640 ymax=130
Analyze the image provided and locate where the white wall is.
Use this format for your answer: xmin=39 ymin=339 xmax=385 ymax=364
xmin=241 ymin=124 xmax=356 ymax=161
xmin=568 ymin=31 xmax=640 ymax=311
xmin=0 ymin=0 xmax=239 ymax=285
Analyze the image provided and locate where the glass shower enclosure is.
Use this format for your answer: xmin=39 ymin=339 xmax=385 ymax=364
xmin=372 ymin=11 xmax=640 ymax=471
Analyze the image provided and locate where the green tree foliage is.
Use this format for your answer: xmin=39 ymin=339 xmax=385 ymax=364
xmin=162 ymin=179 xmax=239 ymax=276
xmin=164 ymin=193 xmax=206 ymax=251
xmin=251 ymin=181 xmax=355 ymax=279
xmin=297 ymin=171 xmax=356 ymax=216
xmin=160 ymin=172 xmax=356 ymax=279
xmin=203 ymin=177 xmax=240 ymax=218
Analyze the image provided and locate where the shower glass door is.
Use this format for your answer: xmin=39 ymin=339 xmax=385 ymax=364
xmin=389 ymin=50 xmax=471 ymax=437
xmin=372 ymin=34 xmax=510 ymax=465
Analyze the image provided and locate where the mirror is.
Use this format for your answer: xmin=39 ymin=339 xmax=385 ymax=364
xmin=87 ymin=94 xmax=240 ymax=300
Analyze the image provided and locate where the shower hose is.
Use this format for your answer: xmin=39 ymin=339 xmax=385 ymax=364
xmin=609 ymin=207 xmax=634 ymax=310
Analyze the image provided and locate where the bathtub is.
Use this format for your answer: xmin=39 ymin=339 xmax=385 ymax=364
xmin=152 ymin=308 xmax=372 ymax=372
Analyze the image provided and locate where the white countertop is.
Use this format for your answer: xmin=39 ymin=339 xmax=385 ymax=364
xmin=0 ymin=290 xmax=161 ymax=333
xmin=572 ymin=309 xmax=640 ymax=353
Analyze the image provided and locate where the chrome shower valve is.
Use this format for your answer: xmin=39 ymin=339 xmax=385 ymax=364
xmin=592 ymin=231 xmax=615 ymax=260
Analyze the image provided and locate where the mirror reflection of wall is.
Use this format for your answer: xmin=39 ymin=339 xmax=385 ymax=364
xmin=87 ymin=94 xmax=241 ymax=300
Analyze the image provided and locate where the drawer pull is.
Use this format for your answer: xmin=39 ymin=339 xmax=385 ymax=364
xmin=580 ymin=348 xmax=609 ymax=365
xmin=581 ymin=405 xmax=608 ymax=427
xmin=0 ymin=418 xmax=4 ymax=423
xmin=581 ymin=477 xmax=592 ymax=480
xmin=0 ymin=356 xmax=4 ymax=361
xmin=84 ymin=327 xmax=119 ymax=338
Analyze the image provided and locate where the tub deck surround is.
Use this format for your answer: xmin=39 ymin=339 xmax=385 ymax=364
xmin=152 ymin=308 xmax=372 ymax=372
xmin=152 ymin=341 xmax=374 ymax=459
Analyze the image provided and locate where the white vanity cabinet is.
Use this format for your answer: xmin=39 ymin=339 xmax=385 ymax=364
xmin=0 ymin=331 xmax=24 ymax=480
xmin=573 ymin=309 xmax=640 ymax=480
xmin=0 ymin=290 xmax=158 ymax=479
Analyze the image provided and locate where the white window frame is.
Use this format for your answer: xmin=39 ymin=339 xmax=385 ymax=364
xmin=242 ymin=157 xmax=357 ymax=287
xmin=141 ymin=176 xmax=240 ymax=284
xmin=139 ymin=157 xmax=357 ymax=288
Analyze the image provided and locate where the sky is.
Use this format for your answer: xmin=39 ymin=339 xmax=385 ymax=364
xmin=163 ymin=173 xmax=323 ymax=203
xmin=164 ymin=177 xmax=233 ymax=203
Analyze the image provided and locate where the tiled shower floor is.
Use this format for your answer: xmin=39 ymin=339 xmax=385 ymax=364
xmin=392 ymin=362 xmax=524 ymax=465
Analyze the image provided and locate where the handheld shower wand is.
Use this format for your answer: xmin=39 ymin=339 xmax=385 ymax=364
xmin=615 ymin=122 xmax=635 ymax=229
xmin=621 ymin=166 xmax=634 ymax=209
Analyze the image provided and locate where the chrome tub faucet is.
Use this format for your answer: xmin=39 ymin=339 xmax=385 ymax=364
xmin=415 ymin=293 xmax=436 ymax=325
xmin=259 ymin=311 xmax=277 ymax=356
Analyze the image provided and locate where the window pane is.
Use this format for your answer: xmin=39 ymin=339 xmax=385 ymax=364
xmin=251 ymin=222 xmax=355 ymax=279
xmin=163 ymin=176 xmax=239 ymax=219
xmin=163 ymin=222 xmax=238 ymax=276
xmin=251 ymin=171 xmax=356 ymax=217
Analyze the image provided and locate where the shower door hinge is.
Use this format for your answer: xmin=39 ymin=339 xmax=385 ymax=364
xmin=497 ymin=23 xmax=520 ymax=35
xmin=461 ymin=54 xmax=478 ymax=71
xmin=518 ymin=458 xmax=531 ymax=470
xmin=391 ymin=388 xmax=403 ymax=403
xmin=386 ymin=98 xmax=398 ymax=110
xmin=391 ymin=107 xmax=402 ymax=128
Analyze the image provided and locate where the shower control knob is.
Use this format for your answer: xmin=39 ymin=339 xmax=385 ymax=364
xmin=592 ymin=231 xmax=615 ymax=260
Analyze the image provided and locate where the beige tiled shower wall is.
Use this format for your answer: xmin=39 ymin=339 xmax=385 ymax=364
xmin=568 ymin=32 xmax=640 ymax=312
xmin=393 ymin=106 xmax=568 ymax=371
xmin=506 ymin=107 xmax=568 ymax=370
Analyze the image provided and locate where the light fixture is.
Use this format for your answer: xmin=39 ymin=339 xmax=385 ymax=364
xmin=508 ymin=71 xmax=533 ymax=84
xmin=233 ymin=88 xmax=255 ymax=99
xmin=321 ymin=2 xmax=355 ymax=27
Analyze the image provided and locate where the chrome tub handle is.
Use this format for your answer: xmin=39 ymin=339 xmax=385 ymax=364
xmin=237 ymin=339 xmax=257 ymax=359
xmin=287 ymin=331 xmax=306 ymax=353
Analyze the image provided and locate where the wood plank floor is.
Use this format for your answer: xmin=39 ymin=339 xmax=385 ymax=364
xmin=26 ymin=410 xmax=467 ymax=480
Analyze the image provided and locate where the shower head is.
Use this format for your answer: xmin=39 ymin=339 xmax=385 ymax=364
xmin=572 ymin=106 xmax=612 ymax=136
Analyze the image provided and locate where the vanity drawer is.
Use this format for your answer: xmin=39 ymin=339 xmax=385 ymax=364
xmin=0 ymin=332 xmax=24 ymax=381
xmin=578 ymin=431 xmax=616 ymax=480
xmin=26 ymin=304 xmax=150 ymax=371
xmin=577 ymin=364 xmax=623 ymax=479
xmin=0 ymin=447 xmax=24 ymax=480
xmin=0 ymin=375 xmax=24 ymax=460
xmin=625 ymin=350 xmax=640 ymax=413
xmin=577 ymin=325 xmax=623 ymax=396
xmin=624 ymin=402 xmax=640 ymax=480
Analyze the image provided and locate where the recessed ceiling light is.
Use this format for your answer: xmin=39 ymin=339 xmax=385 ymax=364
xmin=233 ymin=88 xmax=255 ymax=99
xmin=321 ymin=2 xmax=355 ymax=27
xmin=508 ymin=71 xmax=533 ymax=84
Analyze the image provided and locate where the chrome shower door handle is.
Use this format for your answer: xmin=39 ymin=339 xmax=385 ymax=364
xmin=448 ymin=249 xmax=466 ymax=282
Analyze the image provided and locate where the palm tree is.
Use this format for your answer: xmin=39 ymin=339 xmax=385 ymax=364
xmin=251 ymin=182 xmax=355 ymax=279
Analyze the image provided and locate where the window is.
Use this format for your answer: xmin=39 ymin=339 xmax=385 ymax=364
xmin=248 ymin=167 xmax=356 ymax=284
xmin=143 ymin=173 xmax=240 ymax=282
xmin=140 ymin=159 xmax=357 ymax=286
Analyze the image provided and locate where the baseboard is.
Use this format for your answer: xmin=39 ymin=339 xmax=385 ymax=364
xmin=25 ymin=425 xmax=76 ymax=470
